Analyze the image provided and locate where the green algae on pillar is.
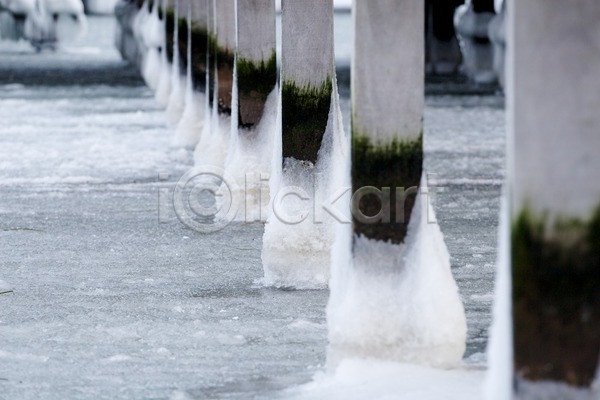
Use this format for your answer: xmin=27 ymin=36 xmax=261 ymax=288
xmin=512 ymin=207 xmax=600 ymax=387
xmin=352 ymin=134 xmax=423 ymax=244
xmin=281 ymin=0 xmax=334 ymax=164
xmin=236 ymin=0 xmax=277 ymax=128
xmin=351 ymin=0 xmax=424 ymax=244
xmin=509 ymin=0 xmax=600 ymax=394
xmin=281 ymin=79 xmax=332 ymax=164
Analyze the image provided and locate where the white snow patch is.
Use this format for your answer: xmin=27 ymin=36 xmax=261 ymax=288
xmin=0 ymin=280 xmax=13 ymax=293
xmin=0 ymin=350 xmax=49 ymax=363
xmin=283 ymin=358 xmax=485 ymax=400
xmin=287 ymin=319 xmax=326 ymax=332
xmin=217 ymin=334 xmax=246 ymax=346
xmin=102 ymin=354 xmax=132 ymax=363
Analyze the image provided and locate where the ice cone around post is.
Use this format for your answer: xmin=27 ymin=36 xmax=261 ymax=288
xmin=327 ymin=0 xmax=466 ymax=369
xmin=236 ymin=0 xmax=277 ymax=129
xmin=508 ymin=0 xmax=600 ymax=397
xmin=260 ymin=0 xmax=336 ymax=289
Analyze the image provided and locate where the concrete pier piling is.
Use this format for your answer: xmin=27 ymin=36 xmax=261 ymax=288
xmin=236 ymin=0 xmax=277 ymax=129
xmin=281 ymin=0 xmax=334 ymax=165
xmin=214 ymin=0 xmax=235 ymax=115
xmin=508 ymin=0 xmax=600 ymax=397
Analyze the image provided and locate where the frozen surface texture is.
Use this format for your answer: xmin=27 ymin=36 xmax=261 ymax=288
xmin=0 ymin=15 xmax=505 ymax=400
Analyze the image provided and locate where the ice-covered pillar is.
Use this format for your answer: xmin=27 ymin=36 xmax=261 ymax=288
xmin=454 ymin=0 xmax=496 ymax=84
xmin=165 ymin=0 xmax=210 ymax=92
xmin=214 ymin=0 xmax=235 ymax=115
xmin=327 ymin=0 xmax=466 ymax=369
xmin=236 ymin=0 xmax=277 ymax=128
xmin=163 ymin=0 xmax=176 ymax=63
xmin=425 ymin=0 xmax=463 ymax=75
xmin=260 ymin=0 xmax=335 ymax=288
xmin=188 ymin=0 xmax=210 ymax=92
xmin=281 ymin=0 xmax=334 ymax=165
xmin=508 ymin=0 xmax=600 ymax=397
xmin=352 ymin=0 xmax=423 ymax=245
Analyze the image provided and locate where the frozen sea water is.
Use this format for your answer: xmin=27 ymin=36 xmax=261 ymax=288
xmin=0 ymin=15 xmax=505 ymax=400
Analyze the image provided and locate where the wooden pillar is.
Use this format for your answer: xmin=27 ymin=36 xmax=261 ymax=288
xmin=281 ymin=0 xmax=334 ymax=165
xmin=509 ymin=0 xmax=600 ymax=396
xmin=236 ymin=0 xmax=277 ymax=128
xmin=352 ymin=0 xmax=424 ymax=244
xmin=214 ymin=0 xmax=235 ymax=115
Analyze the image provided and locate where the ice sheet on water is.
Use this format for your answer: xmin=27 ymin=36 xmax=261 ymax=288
xmin=0 ymin=279 xmax=12 ymax=293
